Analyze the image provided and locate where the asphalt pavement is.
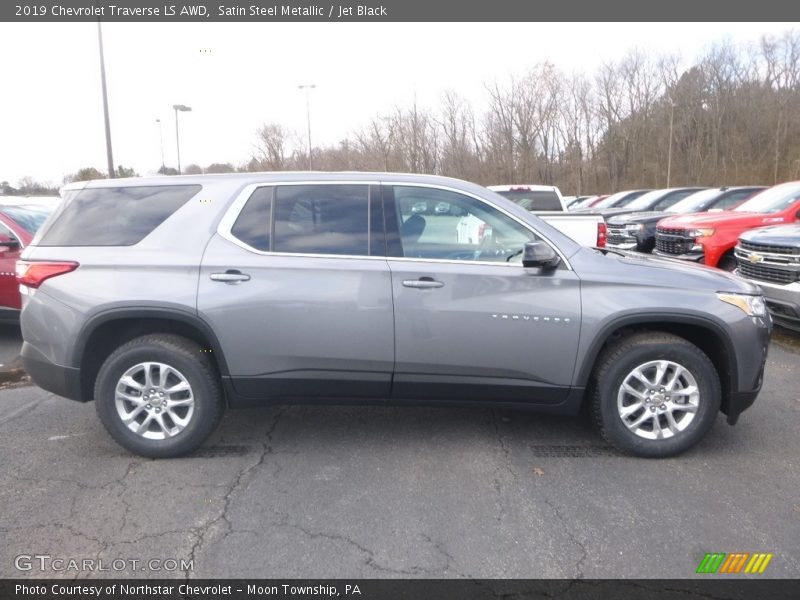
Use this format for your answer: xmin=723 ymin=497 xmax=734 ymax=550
xmin=0 ymin=328 xmax=798 ymax=579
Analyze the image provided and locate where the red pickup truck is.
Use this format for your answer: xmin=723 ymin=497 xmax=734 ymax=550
xmin=654 ymin=181 xmax=800 ymax=270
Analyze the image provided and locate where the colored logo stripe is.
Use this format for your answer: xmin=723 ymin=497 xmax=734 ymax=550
xmin=719 ymin=553 xmax=749 ymax=573
xmin=697 ymin=553 xmax=726 ymax=574
xmin=697 ymin=552 xmax=773 ymax=574
xmin=744 ymin=553 xmax=773 ymax=574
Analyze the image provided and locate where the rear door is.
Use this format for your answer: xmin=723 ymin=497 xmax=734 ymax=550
xmin=199 ymin=182 xmax=394 ymax=400
xmin=384 ymin=184 xmax=582 ymax=404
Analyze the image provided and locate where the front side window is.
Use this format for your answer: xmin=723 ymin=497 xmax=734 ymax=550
xmin=273 ymin=185 xmax=370 ymax=256
xmin=392 ymin=186 xmax=538 ymax=263
xmin=715 ymin=189 xmax=761 ymax=210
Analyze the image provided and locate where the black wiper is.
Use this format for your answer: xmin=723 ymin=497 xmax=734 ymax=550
xmin=506 ymin=249 xmax=523 ymax=262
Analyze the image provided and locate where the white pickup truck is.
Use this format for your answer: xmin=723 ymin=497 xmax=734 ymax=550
xmin=483 ymin=185 xmax=606 ymax=247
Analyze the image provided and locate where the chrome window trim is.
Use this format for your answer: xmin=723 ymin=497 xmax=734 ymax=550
xmin=0 ymin=221 xmax=24 ymax=249
xmin=217 ymin=180 xmax=572 ymax=270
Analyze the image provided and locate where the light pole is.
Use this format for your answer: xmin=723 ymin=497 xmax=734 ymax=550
xmin=155 ymin=118 xmax=165 ymax=172
xmin=173 ymin=104 xmax=192 ymax=175
xmin=298 ymin=84 xmax=316 ymax=170
xmin=666 ymin=101 xmax=676 ymax=188
xmin=97 ymin=22 xmax=115 ymax=178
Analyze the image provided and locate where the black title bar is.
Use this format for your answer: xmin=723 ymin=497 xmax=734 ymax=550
xmin=3 ymin=579 xmax=800 ymax=600
xmin=3 ymin=0 xmax=800 ymax=22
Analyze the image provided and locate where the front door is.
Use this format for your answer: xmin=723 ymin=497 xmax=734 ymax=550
xmin=384 ymin=184 xmax=581 ymax=404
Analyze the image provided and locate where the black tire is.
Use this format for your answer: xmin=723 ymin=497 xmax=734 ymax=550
xmin=718 ymin=252 xmax=737 ymax=272
xmin=591 ymin=332 xmax=721 ymax=458
xmin=94 ymin=334 xmax=224 ymax=458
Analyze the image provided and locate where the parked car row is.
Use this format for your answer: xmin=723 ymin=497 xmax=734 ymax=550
xmin=523 ymin=181 xmax=800 ymax=332
xmin=577 ymin=181 xmax=800 ymax=332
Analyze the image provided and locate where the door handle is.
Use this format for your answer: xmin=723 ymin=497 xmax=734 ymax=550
xmin=402 ymin=277 xmax=444 ymax=289
xmin=210 ymin=270 xmax=251 ymax=284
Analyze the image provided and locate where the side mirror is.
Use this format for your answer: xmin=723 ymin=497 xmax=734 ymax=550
xmin=522 ymin=241 xmax=560 ymax=269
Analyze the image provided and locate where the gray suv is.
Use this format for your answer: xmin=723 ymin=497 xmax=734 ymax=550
xmin=18 ymin=173 xmax=771 ymax=458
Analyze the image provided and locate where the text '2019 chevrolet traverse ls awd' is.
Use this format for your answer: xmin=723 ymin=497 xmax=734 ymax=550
xmin=18 ymin=173 xmax=771 ymax=458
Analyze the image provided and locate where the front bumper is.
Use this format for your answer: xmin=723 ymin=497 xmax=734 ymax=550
xmin=723 ymin=313 xmax=771 ymax=425
xmin=652 ymin=249 xmax=704 ymax=262
xmin=747 ymin=280 xmax=800 ymax=332
xmin=21 ymin=342 xmax=86 ymax=402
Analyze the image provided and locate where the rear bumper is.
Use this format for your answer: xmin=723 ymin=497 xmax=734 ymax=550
xmin=21 ymin=341 xmax=86 ymax=402
xmin=607 ymin=241 xmax=638 ymax=251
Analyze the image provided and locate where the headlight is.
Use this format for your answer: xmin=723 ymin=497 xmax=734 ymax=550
xmin=688 ymin=228 xmax=715 ymax=238
xmin=625 ymin=223 xmax=644 ymax=232
xmin=717 ymin=293 xmax=767 ymax=317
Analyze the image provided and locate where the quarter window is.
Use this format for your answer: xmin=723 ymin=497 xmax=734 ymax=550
xmin=392 ymin=186 xmax=538 ymax=263
xmin=38 ymin=185 xmax=200 ymax=247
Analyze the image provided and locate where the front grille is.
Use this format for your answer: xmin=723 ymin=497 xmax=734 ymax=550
xmin=607 ymin=233 xmax=629 ymax=245
xmin=655 ymin=227 xmax=695 ymax=255
xmin=739 ymin=239 xmax=800 ymax=256
xmin=657 ymin=227 xmax=688 ymax=237
xmin=737 ymin=262 xmax=798 ymax=285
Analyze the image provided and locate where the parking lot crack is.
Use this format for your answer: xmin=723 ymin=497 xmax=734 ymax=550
xmin=489 ymin=410 xmax=517 ymax=523
xmin=183 ymin=408 xmax=286 ymax=579
xmin=283 ymin=522 xmax=439 ymax=576
xmin=543 ymin=498 xmax=587 ymax=579
xmin=419 ymin=532 xmax=468 ymax=577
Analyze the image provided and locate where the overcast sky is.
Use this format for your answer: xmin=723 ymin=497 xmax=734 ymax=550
xmin=0 ymin=22 xmax=794 ymax=186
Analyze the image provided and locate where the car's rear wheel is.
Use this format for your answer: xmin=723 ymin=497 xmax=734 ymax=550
xmin=591 ymin=332 xmax=720 ymax=458
xmin=95 ymin=334 xmax=224 ymax=458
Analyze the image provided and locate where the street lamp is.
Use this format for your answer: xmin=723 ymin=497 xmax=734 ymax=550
xmin=297 ymin=84 xmax=316 ymax=170
xmin=173 ymin=104 xmax=192 ymax=175
xmin=666 ymin=101 xmax=676 ymax=188
xmin=97 ymin=23 xmax=115 ymax=178
xmin=155 ymin=119 xmax=165 ymax=172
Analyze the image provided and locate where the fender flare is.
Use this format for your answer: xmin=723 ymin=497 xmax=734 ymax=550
xmin=71 ymin=307 xmax=230 ymax=375
xmin=574 ymin=312 xmax=738 ymax=390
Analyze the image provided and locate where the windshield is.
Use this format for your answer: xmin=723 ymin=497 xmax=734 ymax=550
xmin=625 ymin=189 xmax=669 ymax=211
xmin=1 ymin=205 xmax=54 ymax=234
xmin=667 ymin=189 xmax=722 ymax=214
xmin=734 ymin=184 xmax=800 ymax=214
xmin=593 ymin=190 xmax=647 ymax=209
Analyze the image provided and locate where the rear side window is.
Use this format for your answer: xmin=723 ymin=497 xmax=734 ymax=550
xmin=38 ymin=185 xmax=200 ymax=246
xmin=231 ymin=186 xmax=273 ymax=251
xmin=496 ymin=190 xmax=562 ymax=211
xmin=273 ymin=185 xmax=369 ymax=256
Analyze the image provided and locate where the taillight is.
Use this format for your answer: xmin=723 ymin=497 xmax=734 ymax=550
xmin=16 ymin=261 xmax=79 ymax=289
xmin=596 ymin=222 xmax=607 ymax=248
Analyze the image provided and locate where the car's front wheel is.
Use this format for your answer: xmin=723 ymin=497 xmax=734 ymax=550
xmin=591 ymin=332 xmax=721 ymax=458
xmin=95 ymin=334 xmax=224 ymax=458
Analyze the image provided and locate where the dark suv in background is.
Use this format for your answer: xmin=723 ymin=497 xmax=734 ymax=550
xmin=18 ymin=173 xmax=771 ymax=459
